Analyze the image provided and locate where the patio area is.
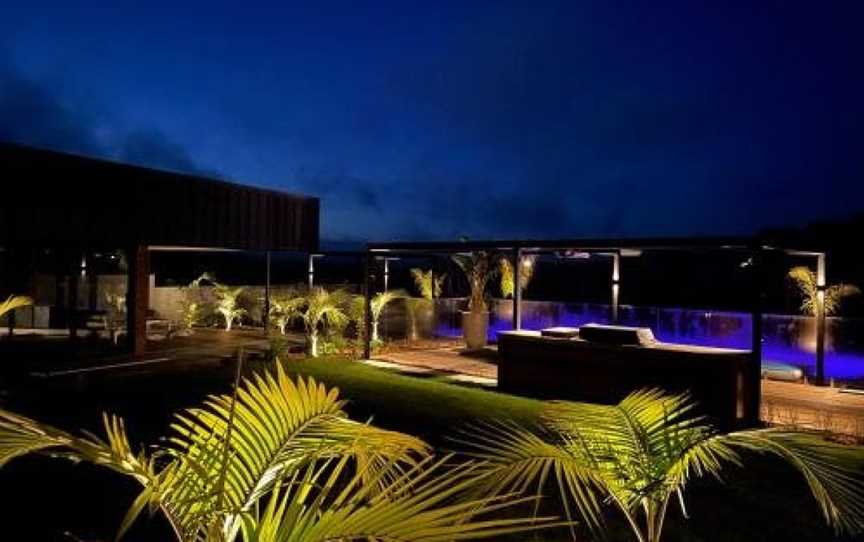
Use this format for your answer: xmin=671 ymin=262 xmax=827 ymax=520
xmin=375 ymin=345 xmax=864 ymax=438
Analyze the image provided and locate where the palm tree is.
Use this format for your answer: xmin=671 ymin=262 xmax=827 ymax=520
xmin=410 ymin=268 xmax=444 ymax=300
xmin=452 ymin=252 xmax=498 ymax=313
xmin=0 ymin=366 xmax=562 ymax=541
xmin=404 ymin=296 xmax=430 ymax=341
xmin=268 ymin=290 xmax=305 ymax=335
xmin=177 ymin=274 xmax=211 ymax=334
xmin=407 ymin=268 xmax=444 ymax=342
xmin=300 ymin=287 xmax=350 ymax=357
xmin=214 ymin=284 xmax=247 ymax=332
xmin=456 ymin=389 xmax=864 ymax=542
xmin=788 ymin=266 xmax=860 ymax=316
xmin=354 ymin=290 xmax=407 ymax=342
xmin=500 ymin=255 xmax=537 ymax=299
xmin=0 ymin=294 xmax=32 ymax=320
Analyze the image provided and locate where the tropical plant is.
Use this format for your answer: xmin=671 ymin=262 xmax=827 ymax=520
xmin=178 ymin=274 xmax=213 ymax=333
xmin=410 ymin=268 xmax=444 ymax=300
xmin=0 ymin=294 xmax=32 ymax=320
xmin=268 ymin=290 xmax=306 ymax=335
xmin=788 ymin=266 xmax=860 ymax=316
xmin=214 ymin=283 xmax=247 ymax=332
xmin=103 ymin=286 xmax=127 ymax=339
xmin=300 ymin=287 xmax=350 ymax=357
xmin=0 ymin=365 xmax=561 ymax=541
xmin=404 ymin=296 xmax=431 ymax=341
xmin=352 ymin=290 xmax=407 ymax=342
xmin=452 ymin=252 xmax=499 ymax=313
xmin=456 ymin=389 xmax=864 ymax=542
xmin=500 ymin=255 xmax=537 ymax=299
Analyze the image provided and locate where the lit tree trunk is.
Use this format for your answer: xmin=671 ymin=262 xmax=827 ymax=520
xmin=309 ymin=332 xmax=318 ymax=357
xmin=372 ymin=320 xmax=379 ymax=342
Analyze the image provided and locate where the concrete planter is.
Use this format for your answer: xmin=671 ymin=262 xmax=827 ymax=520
xmin=461 ymin=310 xmax=489 ymax=350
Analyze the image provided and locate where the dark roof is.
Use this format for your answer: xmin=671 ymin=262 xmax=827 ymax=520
xmin=0 ymin=143 xmax=319 ymax=252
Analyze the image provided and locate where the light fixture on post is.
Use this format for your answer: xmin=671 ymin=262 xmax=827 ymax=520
xmin=307 ymin=253 xmax=323 ymax=289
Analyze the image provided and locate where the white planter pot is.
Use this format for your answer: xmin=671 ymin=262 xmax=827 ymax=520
xmin=461 ymin=310 xmax=489 ymax=350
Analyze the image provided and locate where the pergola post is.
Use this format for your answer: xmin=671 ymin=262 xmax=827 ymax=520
xmin=747 ymin=246 xmax=764 ymax=426
xmin=68 ymin=251 xmax=80 ymax=341
xmin=611 ymin=252 xmax=620 ymax=324
xmin=263 ymin=251 xmax=271 ymax=334
xmin=127 ymin=244 xmax=150 ymax=356
xmin=815 ymin=253 xmax=827 ymax=385
xmin=512 ymin=247 xmax=522 ymax=330
xmin=363 ymin=252 xmax=373 ymax=359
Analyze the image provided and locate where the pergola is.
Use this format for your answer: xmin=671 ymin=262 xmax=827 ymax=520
xmin=364 ymin=237 xmax=830 ymax=425
xmin=0 ymin=143 xmax=319 ymax=355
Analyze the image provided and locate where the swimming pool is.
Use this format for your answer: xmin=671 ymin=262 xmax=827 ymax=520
xmin=431 ymin=299 xmax=864 ymax=382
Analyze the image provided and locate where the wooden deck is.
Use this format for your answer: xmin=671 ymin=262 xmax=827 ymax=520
xmin=378 ymin=345 xmax=864 ymax=438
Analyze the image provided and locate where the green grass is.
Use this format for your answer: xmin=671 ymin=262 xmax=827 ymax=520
xmin=272 ymin=355 xmax=543 ymax=444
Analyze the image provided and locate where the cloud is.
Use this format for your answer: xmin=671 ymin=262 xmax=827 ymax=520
xmin=0 ymin=58 xmax=204 ymax=176
xmin=0 ymin=62 xmax=102 ymax=155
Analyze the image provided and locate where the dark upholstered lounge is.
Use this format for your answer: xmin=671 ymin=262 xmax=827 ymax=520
xmin=498 ymin=326 xmax=755 ymax=430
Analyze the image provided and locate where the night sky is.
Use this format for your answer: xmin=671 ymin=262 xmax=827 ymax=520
xmin=2 ymin=1 xmax=862 ymax=245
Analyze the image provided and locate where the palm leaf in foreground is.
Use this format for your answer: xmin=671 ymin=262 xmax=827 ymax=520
xmin=0 ymin=365 xmax=564 ymax=542
xmin=240 ymin=454 xmax=568 ymax=542
xmin=0 ymin=366 xmax=429 ymax=541
xmin=457 ymin=389 xmax=864 ymax=542
xmin=0 ymin=294 xmax=33 ymax=319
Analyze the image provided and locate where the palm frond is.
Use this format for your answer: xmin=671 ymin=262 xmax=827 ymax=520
xmin=410 ymin=268 xmax=443 ymax=300
xmin=452 ymin=421 xmax=605 ymax=537
xmin=0 ymin=295 xmax=33 ymax=319
xmin=239 ymin=454 xmax=569 ymax=542
xmin=456 ymin=389 xmax=864 ymax=542
xmin=721 ymin=429 xmax=864 ymax=534
xmin=162 ymin=365 xmax=430 ymax=539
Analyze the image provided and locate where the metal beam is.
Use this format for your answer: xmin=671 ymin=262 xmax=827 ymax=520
xmin=263 ymin=251 xmax=271 ymax=334
xmin=815 ymin=253 xmax=827 ymax=385
xmin=363 ymin=252 xmax=373 ymax=359
xmin=512 ymin=247 xmax=522 ymax=330
xmin=747 ymin=245 xmax=763 ymax=427
xmin=611 ymin=252 xmax=620 ymax=324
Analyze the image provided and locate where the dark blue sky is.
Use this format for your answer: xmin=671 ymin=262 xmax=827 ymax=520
xmin=2 ymin=1 xmax=862 ymax=244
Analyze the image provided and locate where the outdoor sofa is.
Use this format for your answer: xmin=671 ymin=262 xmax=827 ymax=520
xmin=497 ymin=324 xmax=755 ymax=430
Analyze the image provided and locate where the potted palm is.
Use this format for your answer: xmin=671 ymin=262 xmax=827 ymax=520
xmin=452 ymin=252 xmax=498 ymax=350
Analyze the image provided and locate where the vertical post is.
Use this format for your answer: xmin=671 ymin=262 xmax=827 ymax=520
xmin=307 ymin=253 xmax=315 ymax=290
xmin=363 ymin=252 xmax=373 ymax=359
xmin=611 ymin=252 xmax=620 ymax=324
xmin=512 ymin=247 xmax=522 ymax=330
xmin=815 ymin=253 xmax=827 ymax=385
xmin=69 ymin=252 xmax=80 ymax=341
xmin=747 ymin=246 xmax=763 ymax=427
xmin=263 ymin=251 xmax=271 ymax=334
xmin=127 ymin=244 xmax=150 ymax=356
xmin=383 ymin=258 xmax=390 ymax=292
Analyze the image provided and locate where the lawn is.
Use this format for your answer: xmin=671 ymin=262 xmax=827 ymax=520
xmin=275 ymin=356 xmax=864 ymax=542
xmin=274 ymin=355 xmax=544 ymax=443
